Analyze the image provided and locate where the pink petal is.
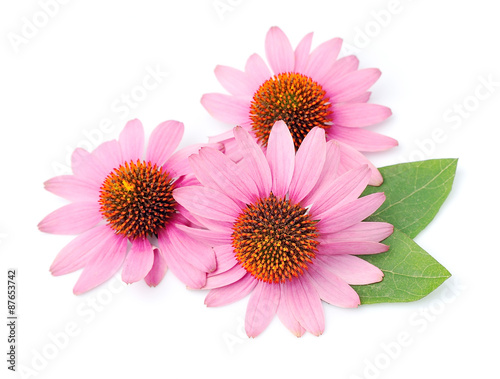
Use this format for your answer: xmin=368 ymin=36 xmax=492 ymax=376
xmin=71 ymin=148 xmax=108 ymax=184
xmin=317 ymin=193 xmax=386 ymax=235
xmin=246 ymin=281 xmax=280 ymax=337
xmin=44 ymin=175 xmax=99 ymax=202
xmin=121 ymin=238 xmax=154 ymax=284
xmin=165 ymin=143 xmax=222 ymax=178
xmin=277 ymin=284 xmax=306 ymax=337
xmin=332 ymin=103 xmax=392 ymax=128
xmin=306 ymin=263 xmax=360 ymax=308
xmin=304 ymin=38 xmax=343 ymax=83
xmin=302 ymin=140 xmax=340 ymax=206
xmin=288 ymin=127 xmax=326 ymax=203
xmin=158 ymin=229 xmax=206 ymax=289
xmin=203 ymin=264 xmax=247 ymax=290
xmin=329 ymin=126 xmax=398 ymax=152
xmin=91 ymin=140 xmax=123 ymax=175
xmin=317 ymin=241 xmax=389 ymax=255
xmin=190 ymin=147 xmax=259 ymax=204
xmin=201 ymin=93 xmax=250 ymax=125
xmin=73 ymin=231 xmax=128 ymax=295
xmin=146 ymin=120 xmax=184 ymax=166
xmin=205 ymin=274 xmax=257 ymax=307
xmin=336 ymin=140 xmax=383 ymax=186
xmin=50 ymin=224 xmax=111 ymax=276
xmin=173 ymin=186 xmax=240 ymax=222
xmin=38 ymin=202 xmax=102 ymax=235
xmin=347 ymin=91 xmax=371 ymax=103
xmin=322 ymin=55 xmax=360 ymax=83
xmin=285 ymin=276 xmax=325 ymax=336
xmin=310 ymin=165 xmax=371 ymax=217
xmin=245 ymin=53 xmax=272 ymax=88
xmin=215 ymin=65 xmax=255 ymax=96
xmin=265 ymin=26 xmax=295 ymax=74
xmin=144 ymin=248 xmax=168 ymax=287
xmin=294 ymin=32 xmax=314 ymax=72
xmin=234 ymin=126 xmax=272 ymax=197
xmin=328 ymin=68 xmax=381 ymax=103
xmin=168 ymin=226 xmax=216 ymax=273
xmin=266 ymin=121 xmax=295 ymax=198
xmin=175 ymin=223 xmax=232 ymax=245
xmin=210 ymin=244 xmax=238 ymax=276
xmin=322 ymin=222 xmax=394 ymax=243
xmin=119 ymin=119 xmax=145 ymax=162
xmin=318 ymin=255 xmax=384 ymax=285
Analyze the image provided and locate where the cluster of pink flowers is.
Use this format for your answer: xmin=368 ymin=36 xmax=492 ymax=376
xmin=40 ymin=27 xmax=396 ymax=337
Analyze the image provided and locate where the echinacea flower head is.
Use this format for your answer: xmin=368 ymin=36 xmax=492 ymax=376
xmin=39 ymin=119 xmax=216 ymax=294
xmin=202 ymin=26 xmax=397 ymax=186
xmin=173 ymin=121 xmax=393 ymax=337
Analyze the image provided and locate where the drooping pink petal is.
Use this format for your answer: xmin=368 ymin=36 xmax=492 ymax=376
xmin=266 ymin=121 xmax=295 ymax=198
xmin=284 ymin=276 xmax=325 ymax=336
xmin=215 ymin=65 xmax=256 ymax=96
xmin=44 ymin=175 xmax=99 ymax=203
xmin=309 ymin=165 xmax=371 ymax=216
xmin=175 ymin=223 xmax=232 ymax=245
xmin=203 ymin=264 xmax=247 ymax=290
xmin=165 ymin=143 xmax=222 ymax=178
xmin=119 ymin=119 xmax=145 ymax=162
xmin=38 ymin=202 xmax=102 ymax=235
xmin=205 ymin=274 xmax=257 ymax=307
xmin=277 ymin=284 xmax=306 ymax=337
xmin=173 ymin=186 xmax=240 ymax=222
xmin=336 ymin=140 xmax=383 ymax=186
xmin=246 ymin=281 xmax=280 ymax=337
xmin=50 ymin=224 xmax=111 ymax=276
xmin=329 ymin=126 xmax=398 ymax=152
xmin=304 ymin=38 xmax=342 ymax=83
xmin=306 ymin=263 xmax=360 ymax=308
xmin=190 ymin=147 xmax=259 ymax=204
xmin=73 ymin=230 xmax=128 ymax=295
xmin=317 ymin=240 xmax=389 ymax=255
xmin=245 ymin=53 xmax=272 ymax=88
xmin=168 ymin=226 xmax=216 ymax=273
xmin=201 ymin=93 xmax=250 ymax=125
xmin=321 ymin=222 xmax=394 ymax=243
xmin=146 ymin=120 xmax=184 ymax=166
xmin=158 ymin=229 xmax=206 ymax=289
xmin=327 ymin=68 xmax=381 ymax=103
xmin=233 ymin=126 xmax=272 ymax=197
xmin=317 ymin=193 xmax=386 ymax=234
xmin=210 ymin=244 xmax=238 ymax=276
xmin=293 ymin=32 xmax=313 ymax=72
xmin=346 ymin=91 xmax=371 ymax=103
xmin=121 ymin=238 xmax=154 ymax=284
xmin=318 ymin=255 xmax=384 ymax=285
xmin=288 ymin=127 xmax=326 ymax=203
xmin=144 ymin=248 xmax=168 ymax=287
xmin=265 ymin=26 xmax=295 ymax=74
xmin=332 ymin=103 xmax=392 ymax=128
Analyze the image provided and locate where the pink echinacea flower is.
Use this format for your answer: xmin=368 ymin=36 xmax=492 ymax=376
xmin=39 ymin=119 xmax=215 ymax=294
xmin=202 ymin=26 xmax=397 ymax=185
xmin=173 ymin=121 xmax=393 ymax=337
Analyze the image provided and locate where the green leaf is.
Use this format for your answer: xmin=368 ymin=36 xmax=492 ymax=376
xmin=352 ymin=229 xmax=451 ymax=304
xmin=362 ymin=159 xmax=458 ymax=238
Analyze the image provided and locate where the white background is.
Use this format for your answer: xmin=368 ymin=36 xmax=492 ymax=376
xmin=1 ymin=0 xmax=499 ymax=378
